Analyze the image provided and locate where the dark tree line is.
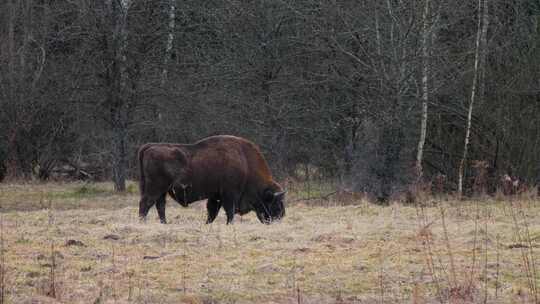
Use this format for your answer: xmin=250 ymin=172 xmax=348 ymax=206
xmin=1 ymin=0 xmax=539 ymax=199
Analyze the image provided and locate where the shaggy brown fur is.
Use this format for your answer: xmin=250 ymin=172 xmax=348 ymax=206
xmin=138 ymin=135 xmax=285 ymax=224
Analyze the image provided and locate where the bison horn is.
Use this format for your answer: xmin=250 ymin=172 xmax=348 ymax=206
xmin=274 ymin=191 xmax=286 ymax=199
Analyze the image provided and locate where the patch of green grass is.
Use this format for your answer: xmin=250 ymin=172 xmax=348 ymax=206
xmin=14 ymin=235 xmax=32 ymax=244
xmin=291 ymin=180 xmax=338 ymax=200
xmin=126 ymin=182 xmax=138 ymax=194
xmin=51 ymin=184 xmax=112 ymax=199
xmin=0 ymin=181 xmax=140 ymax=211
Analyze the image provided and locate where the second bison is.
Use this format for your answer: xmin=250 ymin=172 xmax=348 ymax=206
xmin=138 ymin=135 xmax=285 ymax=224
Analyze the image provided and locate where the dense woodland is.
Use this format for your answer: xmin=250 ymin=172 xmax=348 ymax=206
xmin=1 ymin=0 xmax=539 ymax=200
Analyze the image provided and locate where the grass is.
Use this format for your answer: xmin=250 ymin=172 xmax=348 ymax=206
xmin=0 ymin=181 xmax=539 ymax=303
xmin=0 ymin=181 xmax=138 ymax=211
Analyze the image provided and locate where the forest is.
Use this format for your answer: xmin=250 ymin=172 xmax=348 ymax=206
xmin=2 ymin=2 xmax=540 ymax=303
xmin=1 ymin=0 xmax=539 ymax=200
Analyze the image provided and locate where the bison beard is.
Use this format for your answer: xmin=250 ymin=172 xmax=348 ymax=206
xmin=137 ymin=135 xmax=286 ymax=224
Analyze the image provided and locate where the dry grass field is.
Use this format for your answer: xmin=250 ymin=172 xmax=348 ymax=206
xmin=0 ymin=182 xmax=539 ymax=303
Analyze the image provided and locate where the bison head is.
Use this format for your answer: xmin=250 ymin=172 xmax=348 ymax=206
xmin=254 ymin=189 xmax=286 ymax=224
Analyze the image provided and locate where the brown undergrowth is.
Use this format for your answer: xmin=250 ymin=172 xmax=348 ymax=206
xmin=0 ymin=182 xmax=538 ymax=303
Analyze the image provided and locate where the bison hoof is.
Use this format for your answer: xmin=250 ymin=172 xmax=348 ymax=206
xmin=139 ymin=216 xmax=147 ymax=223
xmin=160 ymin=219 xmax=168 ymax=224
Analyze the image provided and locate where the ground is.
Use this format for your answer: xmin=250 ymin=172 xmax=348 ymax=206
xmin=0 ymin=182 xmax=539 ymax=303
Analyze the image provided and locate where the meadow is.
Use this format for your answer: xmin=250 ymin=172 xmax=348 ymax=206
xmin=0 ymin=182 xmax=539 ymax=303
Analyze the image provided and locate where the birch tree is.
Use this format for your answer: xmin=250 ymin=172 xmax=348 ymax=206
xmin=457 ymin=0 xmax=489 ymax=197
xmin=415 ymin=0 xmax=431 ymax=182
xmin=161 ymin=0 xmax=176 ymax=86
xmin=150 ymin=0 xmax=176 ymax=142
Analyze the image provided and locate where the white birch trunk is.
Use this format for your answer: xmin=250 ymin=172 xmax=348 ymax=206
xmin=416 ymin=0 xmax=430 ymax=181
xmin=118 ymin=0 xmax=130 ymax=95
xmin=374 ymin=11 xmax=388 ymax=84
xmin=458 ymin=0 xmax=489 ymax=197
xmin=161 ymin=0 xmax=176 ymax=86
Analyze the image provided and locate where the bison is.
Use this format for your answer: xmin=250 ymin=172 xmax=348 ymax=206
xmin=138 ymin=135 xmax=286 ymax=224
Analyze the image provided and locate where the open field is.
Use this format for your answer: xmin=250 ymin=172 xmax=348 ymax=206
xmin=0 ymin=182 xmax=539 ymax=303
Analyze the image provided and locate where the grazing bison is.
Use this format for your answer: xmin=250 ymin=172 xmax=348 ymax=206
xmin=138 ymin=135 xmax=285 ymax=224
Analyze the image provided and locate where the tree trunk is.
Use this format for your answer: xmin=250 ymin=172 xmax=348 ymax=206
xmin=151 ymin=0 xmax=176 ymax=142
xmin=112 ymin=119 xmax=128 ymax=192
xmin=110 ymin=0 xmax=131 ymax=192
xmin=161 ymin=0 xmax=176 ymax=86
xmin=537 ymin=165 xmax=540 ymax=197
xmin=4 ymin=0 xmax=20 ymax=179
xmin=415 ymin=0 xmax=430 ymax=182
xmin=457 ymin=0 xmax=489 ymax=197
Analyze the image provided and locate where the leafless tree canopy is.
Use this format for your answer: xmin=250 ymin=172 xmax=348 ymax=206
xmin=1 ymin=0 xmax=539 ymax=198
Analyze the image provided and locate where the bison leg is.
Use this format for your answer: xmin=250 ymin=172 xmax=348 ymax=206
xmin=206 ymin=198 xmax=221 ymax=224
xmin=221 ymin=193 xmax=239 ymax=225
xmin=139 ymin=195 xmax=155 ymax=222
xmin=156 ymin=194 xmax=167 ymax=224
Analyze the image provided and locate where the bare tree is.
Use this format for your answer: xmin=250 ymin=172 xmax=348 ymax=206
xmin=458 ymin=0 xmax=490 ymax=197
xmin=416 ymin=0 xmax=431 ymax=182
xmin=109 ymin=0 xmax=132 ymax=191
xmin=1 ymin=0 xmax=539 ymax=198
xmin=161 ymin=0 xmax=176 ymax=86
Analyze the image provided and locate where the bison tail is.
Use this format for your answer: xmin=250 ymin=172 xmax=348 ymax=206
xmin=138 ymin=144 xmax=151 ymax=195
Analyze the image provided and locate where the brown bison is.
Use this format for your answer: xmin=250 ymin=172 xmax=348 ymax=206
xmin=138 ymin=135 xmax=285 ymax=224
